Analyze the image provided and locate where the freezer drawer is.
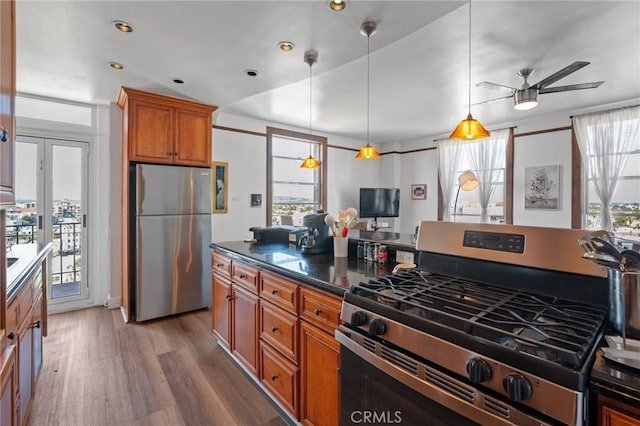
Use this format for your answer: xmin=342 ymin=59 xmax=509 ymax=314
xmin=135 ymin=214 xmax=211 ymax=321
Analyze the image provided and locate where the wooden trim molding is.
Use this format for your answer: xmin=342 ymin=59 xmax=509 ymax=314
xmin=213 ymin=124 xmax=266 ymax=138
xmin=570 ymin=122 xmax=583 ymax=229
xmin=514 ymin=126 xmax=572 ymax=138
xmin=505 ymin=128 xmax=514 ymax=224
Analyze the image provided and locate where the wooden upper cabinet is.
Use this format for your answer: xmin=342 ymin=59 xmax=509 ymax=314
xmin=117 ymin=87 xmax=217 ymax=167
xmin=0 ymin=0 xmax=15 ymax=205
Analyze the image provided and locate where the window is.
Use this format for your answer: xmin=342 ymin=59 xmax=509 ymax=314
xmin=574 ymin=106 xmax=640 ymax=241
xmin=266 ymin=127 xmax=327 ymax=226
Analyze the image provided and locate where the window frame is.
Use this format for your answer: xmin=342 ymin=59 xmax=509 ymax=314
xmin=266 ymin=126 xmax=327 ymax=226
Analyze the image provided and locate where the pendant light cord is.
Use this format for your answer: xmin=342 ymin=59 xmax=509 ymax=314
xmin=467 ymin=0 xmax=472 ymax=116
xmin=309 ymin=59 xmax=312 ymax=137
xmin=367 ymin=32 xmax=371 ymax=145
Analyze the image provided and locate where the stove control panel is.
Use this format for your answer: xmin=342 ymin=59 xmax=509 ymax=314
xmin=463 ymin=230 xmax=525 ymax=253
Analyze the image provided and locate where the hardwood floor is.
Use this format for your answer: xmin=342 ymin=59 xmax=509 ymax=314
xmin=28 ymin=307 xmax=291 ymax=426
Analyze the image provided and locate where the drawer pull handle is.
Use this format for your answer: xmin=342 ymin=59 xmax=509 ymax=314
xmin=7 ymin=332 xmax=15 ymax=340
xmin=271 ymin=374 xmax=278 ymax=381
xmin=225 ymin=294 xmax=232 ymax=301
xmin=216 ymin=263 xmax=224 ymax=268
xmin=0 ymin=126 xmax=9 ymax=143
xmin=271 ymin=289 xmax=278 ymax=295
xmin=31 ymin=320 xmax=41 ymax=329
xmin=314 ymin=308 xmax=323 ymax=316
xmin=239 ymin=274 xmax=246 ymax=279
xmin=271 ymin=326 xmax=278 ymax=333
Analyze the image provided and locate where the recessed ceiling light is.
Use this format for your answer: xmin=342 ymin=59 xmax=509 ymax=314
xmin=109 ymin=62 xmax=124 ymax=70
xmin=113 ymin=20 xmax=134 ymax=33
xmin=278 ymin=41 xmax=295 ymax=52
xmin=244 ymin=69 xmax=259 ymax=77
xmin=172 ymin=78 xmax=184 ymax=84
xmin=329 ymin=0 xmax=346 ymax=11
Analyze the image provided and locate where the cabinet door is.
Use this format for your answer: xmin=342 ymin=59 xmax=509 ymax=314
xmin=32 ymin=293 xmax=43 ymax=387
xmin=128 ymin=99 xmax=174 ymax=164
xmin=0 ymin=0 xmax=15 ymax=204
xmin=600 ymin=395 xmax=640 ymax=426
xmin=174 ymin=109 xmax=211 ymax=167
xmin=0 ymin=346 xmax=16 ymax=426
xmin=300 ymin=321 xmax=339 ymax=426
xmin=212 ymin=274 xmax=231 ymax=348
xmin=232 ymin=285 xmax=259 ymax=376
xmin=17 ymin=321 xmax=33 ymax=425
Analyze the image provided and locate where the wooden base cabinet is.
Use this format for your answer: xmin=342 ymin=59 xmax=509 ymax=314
xmin=231 ymin=285 xmax=258 ymax=376
xmin=300 ymin=321 xmax=339 ymax=426
xmin=212 ymin=274 xmax=231 ymax=348
xmin=260 ymin=341 xmax=298 ymax=419
xmin=599 ymin=395 xmax=640 ymax=426
xmin=0 ymin=346 xmax=16 ymax=426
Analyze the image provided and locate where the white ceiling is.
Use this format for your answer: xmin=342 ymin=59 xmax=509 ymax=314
xmin=16 ymin=1 xmax=640 ymax=144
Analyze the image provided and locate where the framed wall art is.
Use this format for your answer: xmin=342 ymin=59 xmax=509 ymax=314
xmin=524 ymin=165 xmax=559 ymax=209
xmin=212 ymin=161 xmax=228 ymax=213
xmin=411 ymin=184 xmax=427 ymax=200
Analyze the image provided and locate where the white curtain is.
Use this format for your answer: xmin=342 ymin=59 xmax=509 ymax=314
xmin=467 ymin=129 xmax=509 ymax=223
xmin=437 ymin=138 xmax=465 ymax=221
xmin=573 ymin=106 xmax=640 ymax=232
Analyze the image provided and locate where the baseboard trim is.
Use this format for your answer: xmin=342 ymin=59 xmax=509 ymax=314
xmin=108 ymin=296 xmax=121 ymax=310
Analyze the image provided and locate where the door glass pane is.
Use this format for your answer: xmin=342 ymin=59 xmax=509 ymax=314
xmin=6 ymin=142 xmax=38 ymax=247
xmin=51 ymin=145 xmax=83 ymax=299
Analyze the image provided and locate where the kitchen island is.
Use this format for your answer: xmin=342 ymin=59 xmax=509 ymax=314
xmin=210 ymin=240 xmax=396 ymax=426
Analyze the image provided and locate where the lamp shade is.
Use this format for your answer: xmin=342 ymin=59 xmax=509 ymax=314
xmin=458 ymin=170 xmax=479 ymax=191
xmin=355 ymin=143 xmax=381 ymax=159
xmin=450 ymin=114 xmax=490 ymax=140
xmin=300 ymin=155 xmax=321 ymax=169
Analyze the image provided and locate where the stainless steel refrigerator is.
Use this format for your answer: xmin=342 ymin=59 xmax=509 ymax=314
xmin=132 ymin=164 xmax=212 ymax=322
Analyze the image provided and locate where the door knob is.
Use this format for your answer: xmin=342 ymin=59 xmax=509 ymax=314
xmin=0 ymin=126 xmax=8 ymax=143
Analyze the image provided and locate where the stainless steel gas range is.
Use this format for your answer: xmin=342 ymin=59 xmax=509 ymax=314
xmin=336 ymin=221 xmax=609 ymax=425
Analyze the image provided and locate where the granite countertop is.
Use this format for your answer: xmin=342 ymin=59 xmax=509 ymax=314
xmin=6 ymin=242 xmax=54 ymax=303
xmin=591 ymin=342 xmax=640 ymax=407
xmin=210 ymin=240 xmax=396 ymax=296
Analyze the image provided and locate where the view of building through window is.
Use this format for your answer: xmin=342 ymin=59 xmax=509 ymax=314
xmin=271 ymin=135 xmax=322 ymax=226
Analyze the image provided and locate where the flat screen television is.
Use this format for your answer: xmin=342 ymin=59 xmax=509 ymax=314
xmin=359 ymin=188 xmax=400 ymax=219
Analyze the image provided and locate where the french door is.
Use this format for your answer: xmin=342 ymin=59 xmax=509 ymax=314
xmin=9 ymin=135 xmax=89 ymax=305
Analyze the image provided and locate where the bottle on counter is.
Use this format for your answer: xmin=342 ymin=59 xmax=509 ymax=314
xmin=363 ymin=242 xmax=370 ymax=261
xmin=378 ymin=245 xmax=388 ymax=264
xmin=357 ymin=242 xmax=364 ymax=259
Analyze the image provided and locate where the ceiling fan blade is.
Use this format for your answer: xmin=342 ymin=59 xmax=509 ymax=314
xmin=468 ymin=95 xmax=513 ymax=107
xmin=539 ymin=81 xmax=604 ymax=94
xmin=534 ymin=61 xmax=590 ymax=89
xmin=476 ymin=81 xmax=516 ymax=93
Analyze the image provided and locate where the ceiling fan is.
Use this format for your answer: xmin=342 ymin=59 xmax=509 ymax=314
xmin=475 ymin=61 xmax=604 ymax=110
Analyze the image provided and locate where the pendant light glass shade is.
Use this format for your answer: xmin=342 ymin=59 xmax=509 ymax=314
xmin=450 ymin=1 xmax=489 ymax=140
xmin=300 ymin=50 xmax=321 ymax=169
xmin=450 ymin=113 xmax=490 ymax=140
xmin=355 ymin=143 xmax=380 ymax=159
xmin=356 ymin=21 xmax=380 ymax=160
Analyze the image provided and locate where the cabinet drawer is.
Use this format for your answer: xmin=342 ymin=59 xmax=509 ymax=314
xmin=260 ymin=341 xmax=298 ymax=418
xmin=232 ymin=262 xmax=259 ymax=294
xmin=7 ymin=283 xmax=34 ymax=336
xmin=260 ymin=301 xmax=298 ymax=363
xmin=260 ymin=272 xmax=298 ymax=314
xmin=299 ymin=287 xmax=342 ymax=334
xmin=211 ymin=251 xmax=231 ymax=279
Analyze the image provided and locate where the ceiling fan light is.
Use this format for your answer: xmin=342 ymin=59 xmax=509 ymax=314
xmin=514 ymin=88 xmax=538 ymax=110
xmin=355 ymin=143 xmax=381 ymax=159
xmin=450 ymin=113 xmax=490 ymax=140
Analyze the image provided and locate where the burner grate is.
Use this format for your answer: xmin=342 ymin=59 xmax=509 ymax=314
xmin=350 ymin=270 xmax=606 ymax=368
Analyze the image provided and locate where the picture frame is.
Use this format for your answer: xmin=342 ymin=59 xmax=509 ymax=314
xmin=212 ymin=161 xmax=228 ymax=213
xmin=251 ymin=193 xmax=262 ymax=207
xmin=524 ymin=165 xmax=559 ymax=209
xmin=411 ymin=184 xmax=427 ymax=200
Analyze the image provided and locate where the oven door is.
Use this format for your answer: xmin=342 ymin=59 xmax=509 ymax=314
xmin=336 ymin=327 xmax=551 ymax=426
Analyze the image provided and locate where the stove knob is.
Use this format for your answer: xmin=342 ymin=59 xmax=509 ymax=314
xmin=466 ymin=358 xmax=492 ymax=384
xmin=502 ymin=373 xmax=533 ymax=402
xmin=368 ymin=319 xmax=387 ymax=336
xmin=350 ymin=311 xmax=369 ymax=327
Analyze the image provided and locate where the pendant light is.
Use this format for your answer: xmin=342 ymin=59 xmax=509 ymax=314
xmin=300 ymin=50 xmax=321 ymax=169
xmin=449 ymin=0 xmax=490 ymax=140
xmin=356 ymin=21 xmax=381 ymax=160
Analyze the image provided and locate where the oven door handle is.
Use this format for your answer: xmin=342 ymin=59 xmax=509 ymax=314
xmin=335 ymin=328 xmax=550 ymax=426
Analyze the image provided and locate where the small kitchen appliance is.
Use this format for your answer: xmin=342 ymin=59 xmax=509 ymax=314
xmin=337 ymin=221 xmax=609 ymax=425
xmin=299 ymin=211 xmax=332 ymax=254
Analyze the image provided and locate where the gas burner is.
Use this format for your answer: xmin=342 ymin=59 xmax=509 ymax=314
xmin=377 ymin=289 xmax=397 ymax=307
xmin=498 ymin=336 xmax=561 ymax=362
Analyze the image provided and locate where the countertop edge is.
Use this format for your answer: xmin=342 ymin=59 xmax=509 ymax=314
xmin=7 ymin=242 xmax=54 ymax=303
xmin=210 ymin=243 xmax=346 ymax=296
